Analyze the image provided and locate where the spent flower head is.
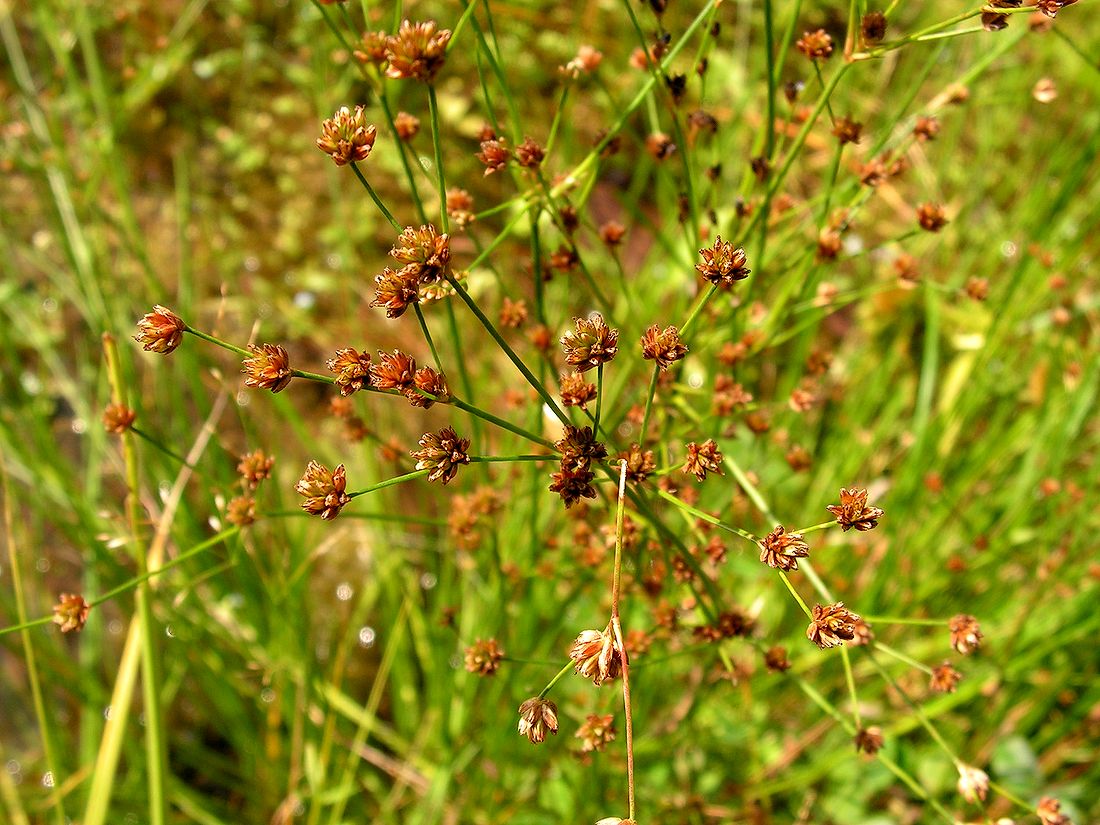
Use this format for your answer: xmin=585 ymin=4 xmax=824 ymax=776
xmin=930 ymin=661 xmax=963 ymax=693
xmin=327 ymin=348 xmax=373 ymax=396
xmin=237 ymin=449 xmax=275 ymax=489
xmin=696 ymin=236 xmax=750 ymax=289
xmin=827 ymin=487 xmax=884 ymax=531
xmin=949 ymin=614 xmax=983 ymax=655
xmin=796 ymin=29 xmax=834 ymax=60
xmin=296 ymin=461 xmax=350 ymax=520
xmin=560 ymin=314 xmax=619 ymax=373
xmin=464 ymin=638 xmax=503 ymax=675
xmin=384 ymin=20 xmax=452 ymax=82
xmin=758 ymin=525 xmax=810 ymax=571
xmin=517 ymin=697 xmax=559 ymax=744
xmin=575 ymin=713 xmax=616 ymax=752
xmin=683 ymin=439 xmax=724 ymax=481
xmin=370 ymin=267 xmax=420 ymax=318
xmin=102 ymin=403 xmax=136 ymax=434
xmin=956 ymin=763 xmax=990 ymax=803
xmin=569 ymin=625 xmax=621 ymax=686
xmin=242 ymin=344 xmax=293 ymax=393
xmin=316 ymin=105 xmax=377 ymax=166
xmin=53 ymin=593 xmax=90 ymax=633
xmin=411 ymin=426 xmax=470 ymax=485
xmin=806 ymin=602 xmax=861 ymax=649
xmin=390 ymin=225 xmax=451 ymax=284
xmin=135 ymin=305 xmax=186 ymax=354
xmin=640 ymin=324 xmax=688 ymax=370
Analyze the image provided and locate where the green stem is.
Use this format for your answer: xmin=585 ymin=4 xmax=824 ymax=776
xmin=840 ymin=646 xmax=862 ymax=728
xmin=470 ymin=454 xmax=551 ymax=464
xmin=537 ymin=661 xmax=575 ymax=699
xmin=450 ymin=396 xmax=554 ymax=449
xmin=427 ymin=85 xmax=449 ymax=232
xmin=778 ymin=571 xmax=813 ymax=619
xmin=594 ymin=364 xmax=604 ymax=436
xmin=796 ymin=520 xmax=836 ymax=534
xmin=638 ymin=365 xmax=660 ymax=445
xmin=185 ymin=327 xmax=251 ymax=358
xmin=414 ymin=303 xmax=446 ymax=376
xmin=350 ymin=162 xmax=402 ymax=231
xmin=130 ymin=426 xmax=195 ymax=468
xmin=872 ymin=640 xmax=934 ymax=675
xmin=655 ymin=488 xmax=758 ymax=544
xmin=347 ymin=469 xmax=431 ymax=498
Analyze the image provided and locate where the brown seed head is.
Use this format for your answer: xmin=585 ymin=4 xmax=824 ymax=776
xmin=135 ymin=305 xmax=186 ymax=354
xmin=384 ymin=20 xmax=452 ymax=82
xmin=560 ymin=314 xmax=619 ymax=373
xmin=930 ymin=661 xmax=962 ymax=693
xmin=242 ymin=344 xmax=293 ymax=393
xmin=390 ymin=224 xmax=451 ymax=283
xmin=1036 ymin=796 xmax=1071 ymax=825
xmin=806 ymin=602 xmax=861 ymax=649
xmin=393 ymin=111 xmax=420 ymax=140
xmin=464 ymin=638 xmax=503 ymax=676
xmin=556 ymin=425 xmax=608 ymax=472
xmin=827 ymin=487 xmax=884 ymax=531
xmin=499 ymin=297 xmax=528 ymax=329
xmin=832 ymin=115 xmax=863 ymax=145
xmin=411 ymin=426 xmax=470 ymax=485
xmin=103 ymin=403 xmax=136 ymax=434
xmin=549 ymin=244 xmax=579 ymax=272
xmin=913 ymin=115 xmax=941 ymax=141
xmin=764 ymin=645 xmax=791 ymax=672
xmin=407 ymin=366 xmax=450 ymax=408
xmin=237 ymin=449 xmax=275 ymax=489
xmin=549 ymin=464 xmax=597 ymax=508
xmin=949 ymin=614 xmax=983 ymax=655
xmin=965 ymin=276 xmax=989 ymax=301
xmin=645 ymin=131 xmax=676 ymax=160
xmin=327 ymin=348 xmax=373 ymax=396
xmin=296 ymin=461 xmax=350 ymax=520
xmin=696 ymin=236 xmax=750 ymax=289
xmin=514 ymin=136 xmax=545 ymax=168
xmin=569 ymin=625 xmax=621 ymax=685
xmin=53 ymin=593 xmax=90 ymax=633
xmin=861 ymin=11 xmax=887 ymax=43
xmin=559 ymin=372 xmax=597 ymax=408
xmin=476 ymin=138 xmax=510 ymax=175
xmin=619 ymin=443 xmax=656 ymax=484
xmin=370 ymin=267 xmax=420 ymax=318
xmin=226 ymin=495 xmax=256 ymax=527
xmin=683 ymin=439 xmax=724 ymax=482
xmin=599 ymin=220 xmax=626 ymax=247
xmin=758 ymin=525 xmax=810 ymax=571
xmin=640 ymin=324 xmax=688 ymax=370
xmin=317 ymin=105 xmax=377 ymax=166
xmin=517 ymin=697 xmax=558 ymax=744
xmin=446 ymin=188 xmax=476 ymax=227
xmin=855 ymin=726 xmax=885 ymax=754
xmin=576 ymin=713 xmax=616 ymax=752
xmin=369 ymin=349 xmax=417 ymax=392
xmin=796 ymin=29 xmax=834 ymax=60
xmin=353 ymin=30 xmax=389 ymax=65
xmin=916 ymin=202 xmax=948 ymax=232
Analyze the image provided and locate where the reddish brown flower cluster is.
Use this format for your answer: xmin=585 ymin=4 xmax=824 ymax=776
xmin=391 ymin=224 xmax=451 ymax=284
xmin=764 ymin=645 xmax=791 ymax=672
xmin=1036 ymin=796 xmax=1071 ymax=825
xmin=393 ymin=111 xmax=420 ymax=140
xmin=861 ymin=11 xmax=887 ymax=44
xmin=758 ymin=525 xmax=810 ymax=571
xmin=384 ymin=20 xmax=452 ymax=82
xmin=640 ymin=324 xmax=688 ymax=370
xmin=683 ymin=439 xmax=723 ymax=481
xmin=316 ymin=105 xmax=377 ymax=166
xmin=367 ymin=350 xmax=450 ymax=407
xmin=499 ymin=298 xmax=528 ymax=329
xmin=694 ymin=607 xmax=755 ymax=642
xmin=956 ymin=763 xmax=990 ymax=803
xmin=831 ymin=116 xmax=862 ymax=145
xmin=53 ymin=593 xmax=90 ymax=632
xmin=446 ymin=188 xmax=476 ymax=227
xmin=242 ymin=344 xmax=293 ymax=393
xmin=464 ymin=638 xmax=504 ymax=676
xmin=696 ymin=237 xmax=750 ymax=289
xmin=102 ymin=403 xmax=136 ymax=434
xmin=559 ymin=372 xmax=597 ymax=408
xmin=226 ymin=495 xmax=256 ymax=527
xmin=327 ymin=348 xmax=373 ymax=396
xmin=929 ymin=661 xmax=962 ymax=693
xmin=575 ymin=713 xmax=616 ymax=752
xmin=916 ymin=202 xmax=948 ymax=232
xmin=515 ymin=697 xmax=558 ymax=745
xmin=948 ymin=614 xmax=983 ymax=655
xmin=826 ymin=487 xmax=884 ymax=531
xmin=619 ymin=443 xmax=655 ymax=484
xmin=560 ymin=314 xmax=619 ymax=373
xmin=476 ymin=138 xmax=510 ymax=175
xmin=296 ymin=461 xmax=350 ymax=520
xmin=569 ymin=625 xmax=621 ymax=685
xmin=237 ymin=449 xmax=275 ymax=489
xmin=550 ymin=425 xmax=605 ymax=508
xmin=806 ymin=602 xmax=861 ymax=649
xmin=514 ymin=136 xmax=545 ymax=168
xmin=796 ymin=29 xmax=834 ymax=60
xmin=854 ymin=726 xmax=884 ymax=754
xmin=135 ymin=305 xmax=186 ymax=354
xmin=370 ymin=267 xmax=420 ymax=318
xmin=913 ymin=116 xmax=941 ymax=142
xmin=411 ymin=426 xmax=470 ymax=485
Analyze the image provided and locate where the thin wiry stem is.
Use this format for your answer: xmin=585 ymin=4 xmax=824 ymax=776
xmin=609 ymin=460 xmax=636 ymax=822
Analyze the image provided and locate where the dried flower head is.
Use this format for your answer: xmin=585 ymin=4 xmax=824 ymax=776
xmin=949 ymin=614 xmax=983 ymax=655
xmin=515 ymin=136 xmax=545 ymax=168
xmin=407 ymin=366 xmax=450 ymax=408
xmin=917 ymin=202 xmax=948 ymax=232
xmin=645 ymin=131 xmax=676 ymax=160
xmin=242 ymin=344 xmax=293 ymax=393
xmin=327 ymin=348 xmax=373 ymax=396
xmin=517 ymin=697 xmax=559 ymax=744
xmin=599 ymin=221 xmax=626 ymax=247
xmin=317 ymin=105 xmax=377 ymax=166
xmin=499 ymin=297 xmax=528 ymax=329
xmin=446 ymin=188 xmax=476 ymax=227
xmin=412 ymin=426 xmax=470 ymax=485
xmin=861 ymin=11 xmax=887 ymax=43
xmin=859 ymin=158 xmax=887 ymax=187
xmin=53 ymin=593 xmax=90 ymax=632
xmin=817 ymin=229 xmax=843 ymax=260
xmin=913 ymin=115 xmax=941 ymax=141
xmin=956 ymin=763 xmax=990 ymax=803
xmin=135 ymin=305 xmax=186 ymax=354
xmin=576 ymin=713 xmax=616 ymax=752
xmin=296 ymin=461 xmax=350 ymax=520
xmin=620 ymin=443 xmax=656 ymax=484
xmin=370 ymin=266 xmax=421 ymax=318
xmin=561 ymin=314 xmax=619 ymax=373
xmin=832 ymin=115 xmax=863 ymax=145
xmin=464 ymin=638 xmax=503 ymax=676
xmin=930 ymin=661 xmax=962 ymax=693
xmin=764 ymin=645 xmax=791 ymax=672
xmin=640 ymin=324 xmax=688 ymax=370
xmin=569 ymin=625 xmax=621 ymax=685
xmin=696 ymin=236 xmax=750 ymax=289
xmin=796 ymin=29 xmax=834 ymax=60
xmin=827 ymin=487 xmax=884 ymax=531
xmin=354 ymin=30 xmax=389 ymax=66
xmin=476 ymin=138 xmax=510 ymax=175
xmin=1036 ymin=797 xmax=1071 ymax=825
xmin=806 ymin=602 xmax=860 ymax=649
xmin=854 ymin=726 xmax=885 ymax=754
xmin=549 ymin=464 xmax=597 ymax=508
xmin=556 ymin=425 xmax=608 ymax=472
xmin=384 ymin=20 xmax=452 ymax=82
xmin=390 ymin=224 xmax=451 ymax=283
xmin=226 ymin=495 xmax=256 ymax=527
xmin=369 ymin=349 xmax=416 ymax=392
xmin=103 ymin=403 xmax=136 ymax=434
xmin=393 ymin=110 xmax=420 ymax=140
xmin=560 ymin=372 xmax=597 ymax=408
xmin=683 ymin=439 xmax=724 ymax=482
xmin=849 ymin=617 xmax=875 ymax=646
xmin=758 ymin=525 xmax=810 ymax=571
xmin=966 ymin=276 xmax=989 ymax=301
xmin=237 ymin=449 xmax=275 ymax=489
xmin=561 ymin=44 xmax=603 ymax=77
